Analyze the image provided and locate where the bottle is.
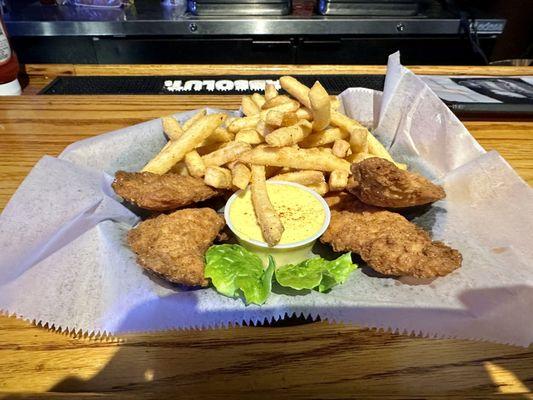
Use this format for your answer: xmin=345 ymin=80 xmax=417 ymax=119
xmin=0 ymin=16 xmax=21 ymax=96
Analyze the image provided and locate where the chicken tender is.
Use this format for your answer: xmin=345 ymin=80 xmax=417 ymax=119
xmin=361 ymin=235 xmax=462 ymax=278
xmin=112 ymin=171 xmax=220 ymax=211
xmin=320 ymin=195 xmax=462 ymax=278
xmin=128 ymin=208 xmax=225 ymax=287
xmin=325 ymin=191 xmax=379 ymax=213
xmin=348 ymin=157 xmax=445 ymax=208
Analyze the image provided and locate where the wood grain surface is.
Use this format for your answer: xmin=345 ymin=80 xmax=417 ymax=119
xmin=0 ymin=65 xmax=532 ymax=398
xmin=24 ymin=63 xmax=533 ymax=77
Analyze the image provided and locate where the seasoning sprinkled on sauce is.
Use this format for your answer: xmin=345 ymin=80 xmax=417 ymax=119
xmin=229 ymin=183 xmax=326 ymax=245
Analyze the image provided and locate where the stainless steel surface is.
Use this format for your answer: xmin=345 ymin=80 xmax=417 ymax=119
xmin=4 ymin=0 xmax=505 ymax=37
xmin=320 ymin=3 xmax=419 ymax=16
xmin=192 ymin=3 xmax=291 ymax=16
xmin=5 ymin=17 xmax=506 ymax=37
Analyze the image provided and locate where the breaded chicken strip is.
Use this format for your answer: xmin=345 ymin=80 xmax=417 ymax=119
xmin=348 ymin=158 xmax=445 ymax=208
xmin=112 ymin=171 xmax=220 ymax=211
xmin=325 ymin=191 xmax=379 ymax=213
xmin=321 ymin=194 xmax=461 ymax=278
xmin=128 ymin=208 xmax=225 ymax=286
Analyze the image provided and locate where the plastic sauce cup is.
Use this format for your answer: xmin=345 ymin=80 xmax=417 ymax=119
xmin=224 ymin=181 xmax=331 ymax=265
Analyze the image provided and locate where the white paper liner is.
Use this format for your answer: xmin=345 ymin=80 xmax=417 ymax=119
xmin=1 ymin=54 xmax=532 ymax=345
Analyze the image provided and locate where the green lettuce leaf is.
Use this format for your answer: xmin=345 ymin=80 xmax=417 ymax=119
xmin=273 ymin=258 xmax=324 ymax=290
xmin=318 ymin=253 xmax=356 ymax=292
xmin=204 ymin=244 xmax=274 ymax=305
xmin=275 ymin=252 xmax=357 ymax=293
xmin=236 ymin=256 xmax=275 ymax=305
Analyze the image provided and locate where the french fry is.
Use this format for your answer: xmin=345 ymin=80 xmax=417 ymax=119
xmin=204 ymin=166 xmax=232 ymax=189
xmin=347 ymin=145 xmax=400 ymax=168
xmin=262 ymin=95 xmax=292 ymax=110
xmin=159 ymin=140 xmax=172 ymax=153
xmin=262 ymin=110 xmax=301 ymax=129
xmin=330 ymin=110 xmax=368 ymax=152
xmin=169 ymin=161 xmax=190 ymax=176
xmin=295 ymin=107 xmax=313 ymax=121
xmin=330 ymin=96 xmax=341 ymax=111
xmin=332 ymin=139 xmax=351 ymax=158
xmin=184 ymin=150 xmax=206 ymax=178
xmin=281 ymin=112 xmax=299 ymax=127
xmin=297 ymin=119 xmax=314 ymax=133
xmin=269 ymin=170 xmax=325 ymax=186
xmin=196 ymin=141 xmax=227 ymax=156
xmin=154 ymin=77 xmax=399 ymax=199
xmin=265 ymin=120 xmax=312 ymax=147
xmin=260 ymin=99 xmax=300 ymax=117
xmin=198 ymin=127 xmax=234 ymax=147
xmin=250 ymin=165 xmax=284 ymax=246
xmin=251 ymin=93 xmax=266 ymax=109
xmin=349 ymin=126 xmax=369 ymax=153
xmin=226 ymin=160 xmax=239 ymax=170
xmin=242 ymin=96 xmax=261 ymax=116
xmin=202 ymin=141 xmax=252 ymax=167
xmin=142 ymin=113 xmax=226 ymax=174
xmin=228 ymin=114 xmax=261 ymax=133
xmin=396 ymin=163 xmax=408 ymax=170
xmin=367 ymin=133 xmax=395 ymax=163
xmin=235 ymin=128 xmax=264 ymax=144
xmin=264 ymin=110 xmax=284 ymax=127
xmin=213 ymin=127 xmax=234 ymax=141
xmin=279 ymin=76 xmax=311 ymax=108
xmin=239 ymin=146 xmax=351 ymax=172
xmin=255 ymin=120 xmax=275 ymax=137
xmin=299 ymin=127 xmax=348 ymax=148
xmin=330 ymin=110 xmax=364 ymax=132
xmin=231 ymin=162 xmax=251 ymax=190
xmin=309 ymin=81 xmax=331 ymax=132
xmin=328 ymin=170 xmax=349 ymax=191
xmin=307 ymin=182 xmax=329 ymax=196
xmin=225 ymin=116 xmax=236 ymax=127
xmin=265 ymin=83 xmax=278 ymax=100
xmin=183 ymin=109 xmax=207 ymax=131
xmin=346 ymin=152 xmax=375 ymax=164
xmin=162 ymin=116 xmax=183 ymax=141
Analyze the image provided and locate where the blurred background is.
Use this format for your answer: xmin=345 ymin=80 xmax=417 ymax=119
xmin=1 ymin=0 xmax=532 ymax=65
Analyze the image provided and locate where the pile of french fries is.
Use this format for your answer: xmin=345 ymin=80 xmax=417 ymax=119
xmin=142 ymin=76 xmax=403 ymax=246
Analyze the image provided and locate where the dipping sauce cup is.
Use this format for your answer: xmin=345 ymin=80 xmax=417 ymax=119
xmin=224 ymin=181 xmax=331 ymax=265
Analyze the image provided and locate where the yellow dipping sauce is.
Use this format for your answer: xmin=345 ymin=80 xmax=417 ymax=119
xmin=229 ymin=183 xmax=326 ymax=245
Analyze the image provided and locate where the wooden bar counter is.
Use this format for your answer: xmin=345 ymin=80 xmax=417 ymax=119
xmin=0 ymin=64 xmax=532 ymax=399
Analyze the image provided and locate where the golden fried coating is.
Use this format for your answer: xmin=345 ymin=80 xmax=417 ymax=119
xmin=112 ymin=171 xmax=220 ymax=211
xmin=361 ymin=236 xmax=462 ymax=278
xmin=127 ymin=208 xmax=225 ymax=287
xmin=320 ymin=194 xmax=462 ymax=278
xmin=348 ymin=157 xmax=445 ymax=208
xmin=324 ymin=191 xmax=380 ymax=213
